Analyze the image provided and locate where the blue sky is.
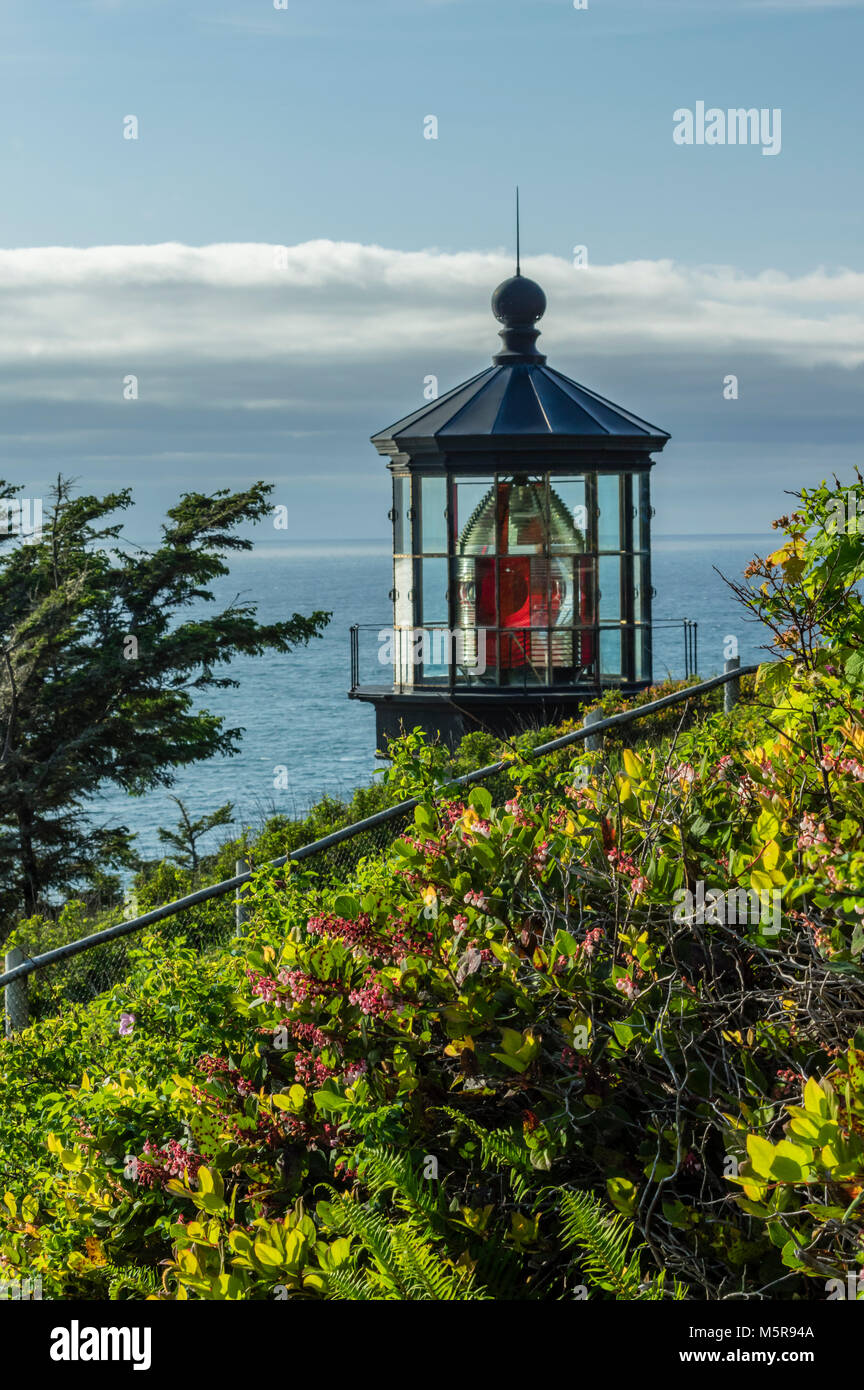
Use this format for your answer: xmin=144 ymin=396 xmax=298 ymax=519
xmin=0 ymin=0 xmax=862 ymax=537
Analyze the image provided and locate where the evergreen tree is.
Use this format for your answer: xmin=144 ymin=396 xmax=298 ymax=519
xmin=0 ymin=477 xmax=329 ymax=918
xmin=157 ymin=798 xmax=234 ymax=875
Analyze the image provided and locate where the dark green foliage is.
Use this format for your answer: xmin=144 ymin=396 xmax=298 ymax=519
xmin=0 ymin=476 xmax=328 ymax=921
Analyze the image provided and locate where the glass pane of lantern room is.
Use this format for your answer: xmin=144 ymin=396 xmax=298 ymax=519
xmin=547 ymin=482 xmax=589 ymax=681
xmin=634 ymin=626 xmax=651 ymax=682
xmin=597 ymin=474 xmax=621 ymax=551
xmin=453 ymin=479 xmax=496 ymax=555
xmin=393 ymin=475 xmax=410 ymax=555
xmin=549 ymin=477 xmax=588 ymax=552
xmin=420 ymin=476 xmax=447 ymax=554
xmin=598 ymin=556 xmax=622 ymax=622
xmin=635 ymin=555 xmax=651 ymax=623
xmin=637 ymin=473 xmax=651 ymax=552
xmin=599 ymin=628 xmax=622 ymax=678
xmin=420 ymin=559 xmax=448 ymax=626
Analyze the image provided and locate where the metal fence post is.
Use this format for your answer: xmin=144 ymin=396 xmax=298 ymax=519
xmin=4 ymin=948 xmax=28 ymax=1037
xmin=583 ymin=707 xmax=605 ymax=753
xmin=235 ymin=859 xmax=250 ymax=937
xmin=724 ymin=656 xmax=741 ymax=713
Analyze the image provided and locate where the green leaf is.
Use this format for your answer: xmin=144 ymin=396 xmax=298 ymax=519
xmin=746 ymin=1134 xmax=775 ymax=1178
xmin=770 ymin=1141 xmax=811 ymax=1183
xmin=803 ymin=1077 xmax=829 ymax=1118
xmin=844 ymin=651 xmax=864 ymax=688
xmin=468 ymin=787 xmax=493 ymax=819
xmin=253 ymin=1240 xmax=284 ymax=1271
xmin=553 ymin=929 xmax=579 ymax=958
xmin=313 ymin=1089 xmax=350 ymax=1113
xmin=490 ymin=1052 xmax=530 ymax=1074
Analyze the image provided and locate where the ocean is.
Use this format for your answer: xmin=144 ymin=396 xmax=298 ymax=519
xmin=92 ymin=534 xmax=775 ymax=861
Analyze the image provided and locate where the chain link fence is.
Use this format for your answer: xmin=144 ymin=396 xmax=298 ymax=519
xmin=2 ymin=664 xmax=759 ymax=1032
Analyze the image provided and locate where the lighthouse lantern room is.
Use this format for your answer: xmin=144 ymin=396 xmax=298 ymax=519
xmin=349 ymin=267 xmax=670 ymax=747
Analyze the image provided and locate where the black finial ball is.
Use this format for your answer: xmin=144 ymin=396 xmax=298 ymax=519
xmin=491 ymin=275 xmax=546 ymax=326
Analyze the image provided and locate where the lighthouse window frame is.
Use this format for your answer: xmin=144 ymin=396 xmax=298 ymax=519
xmin=391 ymin=466 xmax=651 ymax=691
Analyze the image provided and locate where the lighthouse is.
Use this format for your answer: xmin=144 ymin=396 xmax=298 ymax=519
xmin=349 ymin=264 xmax=671 ymax=748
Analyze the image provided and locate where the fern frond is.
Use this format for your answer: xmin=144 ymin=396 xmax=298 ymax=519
xmin=439 ymin=1107 xmax=533 ymax=1199
xmin=559 ymin=1190 xmax=687 ymax=1301
xmin=559 ymin=1189 xmax=636 ymax=1297
xmin=329 ymin=1197 xmax=407 ymax=1296
xmin=389 ymin=1224 xmax=489 ymax=1301
xmin=327 ymin=1190 xmax=491 ymax=1301
xmin=106 ymin=1262 xmax=161 ymax=1301
xmin=321 ymin=1266 xmax=395 ymax=1301
xmin=355 ymin=1145 xmax=446 ymax=1226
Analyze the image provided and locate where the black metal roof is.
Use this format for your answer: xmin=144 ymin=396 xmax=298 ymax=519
xmin=371 ymin=273 xmax=670 ymax=463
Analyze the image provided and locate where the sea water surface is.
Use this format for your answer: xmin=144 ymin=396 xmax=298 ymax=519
xmin=92 ymin=535 xmax=774 ymax=861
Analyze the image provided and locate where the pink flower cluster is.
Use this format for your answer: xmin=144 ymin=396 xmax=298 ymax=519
xmin=196 ymin=1053 xmax=256 ymax=1098
xmin=277 ymin=1019 xmax=332 ymax=1050
xmin=307 ymin=912 xmax=434 ymax=962
xmin=342 ymin=1060 xmax=368 ymax=1085
xmin=280 ymin=969 xmax=347 ymax=1004
xmin=246 ymin=970 xmax=289 ymax=1005
xmin=615 ymin=975 xmax=639 ymax=1001
xmin=531 ymin=840 xmax=550 ymax=872
xmin=402 ymin=834 xmax=448 ymax=860
xmin=348 ymin=977 xmax=395 ymax=1019
xmin=822 ymin=749 xmax=864 ymax=781
xmin=798 ymin=812 xmax=829 ymax=849
xmin=461 ymin=819 xmax=492 ymax=842
xmin=464 ymin=890 xmax=488 ymax=910
xmin=579 ymin=926 xmax=605 ymax=958
xmin=505 ymin=798 xmax=534 ymax=827
xmin=136 ymin=1139 xmax=203 ymax=1191
xmin=294 ymin=1054 xmax=334 ymax=1088
xmin=400 ymin=801 xmax=467 ymax=858
xmin=714 ymin=756 xmax=734 ymax=781
xmin=452 ymin=913 xmax=469 ymax=934
xmin=606 ymin=848 xmax=649 ymax=895
xmin=797 ymin=813 xmax=832 ymax=851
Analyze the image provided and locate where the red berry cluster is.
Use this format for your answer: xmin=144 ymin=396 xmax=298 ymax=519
xmin=774 ymin=1067 xmax=807 ymax=1099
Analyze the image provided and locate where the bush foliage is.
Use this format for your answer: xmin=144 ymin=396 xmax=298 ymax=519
xmin=3 ymin=476 xmax=864 ymax=1301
